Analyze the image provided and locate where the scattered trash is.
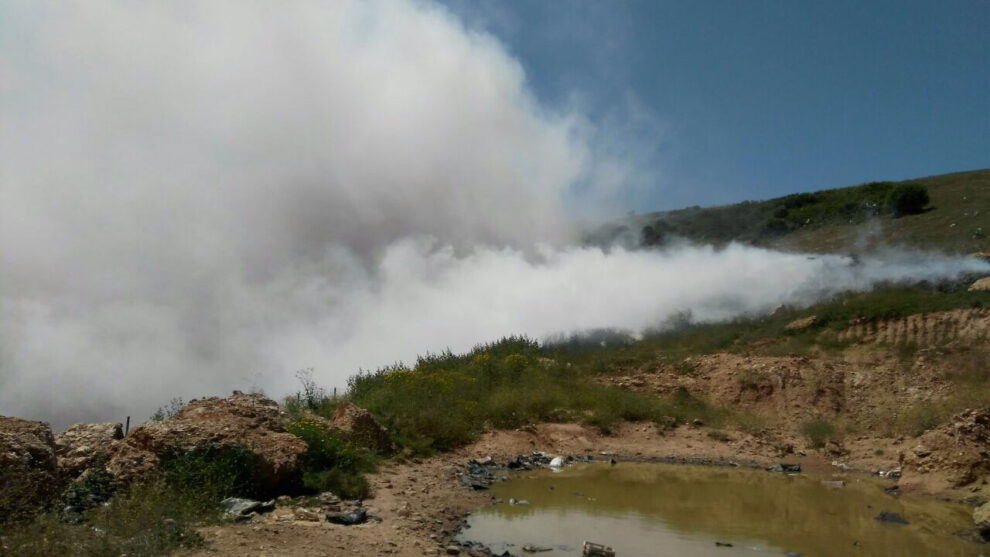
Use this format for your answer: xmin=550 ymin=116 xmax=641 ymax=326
xmin=582 ymin=540 xmax=616 ymax=556
xmin=876 ymin=467 xmax=901 ymax=479
xmin=220 ymin=497 xmax=275 ymax=520
xmin=715 ymin=541 xmax=734 ymax=547
xmin=508 ymin=498 xmax=530 ymax=506
xmin=766 ymin=463 xmax=801 ymax=473
xmin=830 ymin=460 xmax=850 ymax=472
xmin=549 ymin=456 xmax=565 ymax=468
xmin=522 ymin=544 xmax=553 ymax=552
xmin=326 ymin=508 xmax=368 ymax=525
xmin=821 ymin=480 xmax=845 ymax=488
xmin=875 ymin=510 xmax=909 ymax=525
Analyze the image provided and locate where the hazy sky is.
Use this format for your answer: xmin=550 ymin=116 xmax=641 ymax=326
xmin=443 ymin=0 xmax=990 ymax=210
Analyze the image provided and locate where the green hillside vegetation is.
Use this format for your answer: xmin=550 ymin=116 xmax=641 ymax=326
xmin=637 ymin=168 xmax=989 ymax=254
xmin=292 ymin=277 xmax=987 ymax=455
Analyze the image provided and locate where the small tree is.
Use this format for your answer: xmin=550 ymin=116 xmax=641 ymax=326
xmin=887 ymin=183 xmax=929 ymax=216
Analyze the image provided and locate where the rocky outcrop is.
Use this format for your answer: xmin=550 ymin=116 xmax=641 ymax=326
xmin=330 ymin=401 xmax=395 ymax=455
xmin=0 ymin=417 xmax=59 ymax=522
xmin=899 ymin=408 xmax=990 ymax=493
xmin=55 ymin=422 xmax=123 ymax=480
xmin=970 ymin=276 xmax=990 ymax=292
xmin=106 ymin=391 xmax=307 ymax=491
xmin=784 ymin=315 xmax=817 ymax=332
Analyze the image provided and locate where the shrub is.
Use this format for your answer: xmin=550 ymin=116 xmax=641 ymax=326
xmin=286 ymin=418 xmax=374 ymax=499
xmin=62 ymin=457 xmax=118 ymax=518
xmin=800 ymin=418 xmax=836 ymax=449
xmin=283 ymin=368 xmax=341 ymax=418
xmin=887 ymin=183 xmax=929 ymax=216
xmin=159 ymin=443 xmax=262 ymax=502
xmin=150 ymin=397 xmax=184 ymax=421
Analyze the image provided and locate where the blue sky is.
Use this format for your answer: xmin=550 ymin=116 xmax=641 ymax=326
xmin=442 ymin=0 xmax=990 ymax=211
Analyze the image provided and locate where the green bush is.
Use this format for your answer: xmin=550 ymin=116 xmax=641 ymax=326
xmin=887 ymin=183 xmax=930 ymax=216
xmin=342 ymin=337 xmax=729 ymax=452
xmin=159 ymin=443 xmax=262 ymax=502
xmin=286 ymin=418 xmax=374 ymax=499
xmin=800 ymin=418 xmax=836 ymax=449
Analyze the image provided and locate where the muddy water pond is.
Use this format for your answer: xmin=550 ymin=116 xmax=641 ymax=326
xmin=458 ymin=462 xmax=980 ymax=557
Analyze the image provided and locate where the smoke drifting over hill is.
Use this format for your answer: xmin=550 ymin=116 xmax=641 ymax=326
xmin=1 ymin=1 xmax=987 ymax=427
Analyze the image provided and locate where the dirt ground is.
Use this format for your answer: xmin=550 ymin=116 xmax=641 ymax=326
xmin=182 ymin=422 xmax=921 ymax=557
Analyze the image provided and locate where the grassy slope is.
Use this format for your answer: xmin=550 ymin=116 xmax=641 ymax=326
xmin=770 ymin=169 xmax=990 ymax=254
xmin=639 ymin=168 xmax=989 ymax=254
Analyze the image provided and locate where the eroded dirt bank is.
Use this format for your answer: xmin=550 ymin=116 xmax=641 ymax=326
xmin=183 ymin=421 xmax=969 ymax=557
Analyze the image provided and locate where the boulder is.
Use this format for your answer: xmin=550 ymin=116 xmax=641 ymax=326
xmin=0 ymin=417 xmax=59 ymax=522
xmin=899 ymin=408 xmax=990 ymax=493
xmin=55 ymin=422 xmax=123 ymax=480
xmin=106 ymin=391 xmax=307 ymax=492
xmin=329 ymin=400 xmax=395 ymax=455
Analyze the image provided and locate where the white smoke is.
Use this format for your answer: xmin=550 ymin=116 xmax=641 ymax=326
xmin=1 ymin=1 xmax=986 ymax=428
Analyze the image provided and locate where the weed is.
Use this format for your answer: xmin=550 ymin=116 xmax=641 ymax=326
xmin=0 ymin=483 xmax=210 ymax=557
xmin=800 ymin=418 xmax=836 ymax=449
xmin=150 ymin=397 xmax=184 ymax=421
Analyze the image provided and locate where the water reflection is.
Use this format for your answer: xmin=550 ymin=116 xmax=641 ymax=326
xmin=459 ymin=463 xmax=979 ymax=557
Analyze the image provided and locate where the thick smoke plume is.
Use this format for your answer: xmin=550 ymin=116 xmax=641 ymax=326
xmin=1 ymin=1 xmax=986 ymax=428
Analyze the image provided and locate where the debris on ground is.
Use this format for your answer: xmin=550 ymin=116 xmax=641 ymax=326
xmin=766 ymin=463 xmax=801 ymax=473
xmin=325 ymin=507 xmax=368 ymax=525
xmin=582 ymin=540 xmax=616 ymax=556
xmin=221 ymin=497 xmax=276 ymax=521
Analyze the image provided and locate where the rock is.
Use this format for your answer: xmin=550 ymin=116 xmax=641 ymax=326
xmin=221 ymin=497 xmax=276 ymax=519
xmin=293 ymin=507 xmax=322 ymax=522
xmin=0 ymin=417 xmax=59 ymax=522
xmin=522 ymin=545 xmax=553 ymax=552
xmin=899 ymin=408 xmax=990 ymax=492
xmin=445 ymin=546 xmax=462 ymax=555
xmin=106 ymin=391 xmax=307 ymax=491
xmin=875 ymin=510 xmax=909 ymax=525
xmin=326 ymin=508 xmax=368 ymax=525
xmin=54 ymin=422 xmax=123 ymax=480
xmin=968 ymin=276 xmax=990 ymax=292
xmin=824 ymin=440 xmax=847 ymax=457
xmin=975 ymin=502 xmax=990 ymax=527
xmin=330 ymin=400 xmax=396 ymax=455
xmin=785 ymin=315 xmax=817 ymax=331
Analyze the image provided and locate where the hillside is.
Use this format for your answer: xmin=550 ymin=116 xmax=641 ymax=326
xmin=635 ymin=168 xmax=989 ymax=254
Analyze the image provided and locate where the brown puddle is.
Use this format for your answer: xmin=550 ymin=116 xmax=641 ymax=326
xmin=457 ymin=462 xmax=981 ymax=557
